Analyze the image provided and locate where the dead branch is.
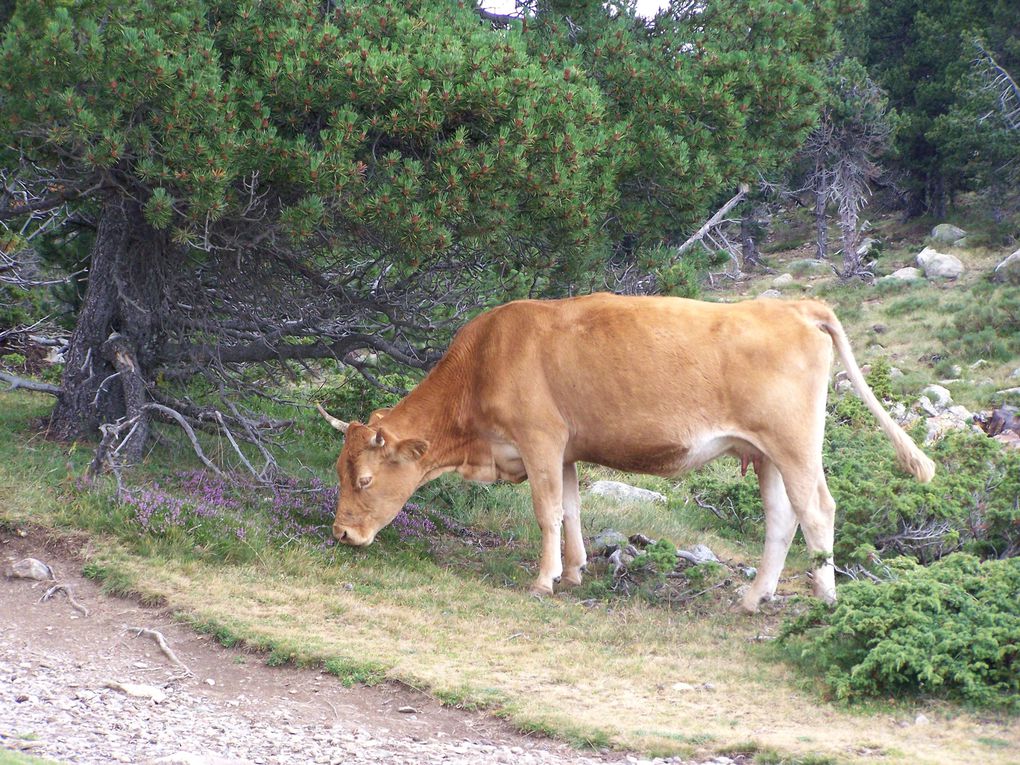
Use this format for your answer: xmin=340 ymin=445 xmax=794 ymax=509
xmin=0 ymin=370 xmax=62 ymax=395
xmin=672 ymin=184 xmax=749 ymax=263
xmin=143 ymin=403 xmax=223 ymax=476
xmin=40 ymin=583 xmax=90 ymax=617
xmin=126 ymin=626 xmax=194 ymax=678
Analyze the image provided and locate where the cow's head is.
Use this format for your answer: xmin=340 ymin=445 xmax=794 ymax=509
xmin=317 ymin=405 xmax=428 ymax=546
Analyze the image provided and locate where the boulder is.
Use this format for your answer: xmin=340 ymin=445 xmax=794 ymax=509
xmin=930 ymin=223 xmax=967 ymax=245
xmin=916 ymin=247 xmax=964 ymax=279
xmin=880 ymin=266 xmax=923 ymax=283
xmin=992 ymin=249 xmax=1020 ymax=284
xmin=588 ymin=480 xmax=667 ymax=505
xmin=677 ymin=544 xmax=720 ymax=565
xmin=921 ymin=384 xmax=953 ymax=410
xmin=924 ymin=412 xmax=970 ymax=445
xmin=772 ymin=273 xmax=795 ymax=287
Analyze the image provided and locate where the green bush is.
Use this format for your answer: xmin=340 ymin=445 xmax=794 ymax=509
xmin=827 ymin=426 xmax=1020 ymax=567
xmin=779 ymin=554 xmax=1020 ymax=709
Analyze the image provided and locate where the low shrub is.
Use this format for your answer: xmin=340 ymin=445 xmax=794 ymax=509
xmin=938 ymin=284 xmax=1020 ymax=362
xmin=779 ymin=554 xmax=1020 ymax=709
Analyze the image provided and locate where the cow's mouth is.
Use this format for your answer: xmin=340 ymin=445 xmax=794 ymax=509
xmin=333 ymin=525 xmax=374 ymax=546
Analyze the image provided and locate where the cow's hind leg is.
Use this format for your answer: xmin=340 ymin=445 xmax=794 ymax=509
xmin=560 ymin=462 xmax=586 ymax=588
xmin=773 ymin=458 xmax=837 ymax=604
xmin=740 ymin=458 xmax=798 ymax=613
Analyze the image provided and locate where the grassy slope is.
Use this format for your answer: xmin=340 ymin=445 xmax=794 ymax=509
xmin=2 ymin=215 xmax=1018 ymax=765
xmin=2 ymin=403 xmax=1017 ymax=764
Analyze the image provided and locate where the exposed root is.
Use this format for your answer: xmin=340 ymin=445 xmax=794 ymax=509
xmin=39 ymin=583 xmax=90 ymax=617
xmin=126 ymin=626 xmax=194 ymax=679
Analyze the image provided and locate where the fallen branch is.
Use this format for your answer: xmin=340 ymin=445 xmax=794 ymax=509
xmin=40 ymin=583 xmax=89 ymax=617
xmin=126 ymin=626 xmax=194 ymax=678
xmin=672 ymin=183 xmax=749 ymax=262
xmin=0 ymin=370 xmax=61 ymax=395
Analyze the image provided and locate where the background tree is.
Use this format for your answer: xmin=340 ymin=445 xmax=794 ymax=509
xmin=845 ymin=0 xmax=1019 ymax=218
xmin=800 ymin=56 xmax=895 ymax=275
xmin=1 ymin=0 xmax=841 ymax=466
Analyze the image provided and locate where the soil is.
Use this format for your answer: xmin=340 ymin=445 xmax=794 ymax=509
xmin=0 ymin=527 xmax=718 ymax=765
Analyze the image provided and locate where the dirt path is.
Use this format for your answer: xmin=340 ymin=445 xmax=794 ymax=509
xmin=1 ymin=529 xmax=724 ymax=765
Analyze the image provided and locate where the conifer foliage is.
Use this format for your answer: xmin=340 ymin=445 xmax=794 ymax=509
xmin=0 ymin=0 xmax=839 ymax=460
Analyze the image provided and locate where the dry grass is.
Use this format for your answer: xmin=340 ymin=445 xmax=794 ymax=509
xmin=72 ymin=537 xmax=1017 ymax=765
xmin=3 ymin=222 xmax=1018 ymax=765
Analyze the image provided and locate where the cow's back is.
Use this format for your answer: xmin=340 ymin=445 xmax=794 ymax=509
xmin=440 ymin=294 xmax=833 ymax=472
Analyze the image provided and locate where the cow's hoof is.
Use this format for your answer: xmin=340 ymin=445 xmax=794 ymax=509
xmin=529 ymin=583 xmax=555 ymax=598
xmin=558 ymin=570 xmax=584 ymax=589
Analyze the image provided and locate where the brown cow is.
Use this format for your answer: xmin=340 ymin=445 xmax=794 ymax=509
xmin=318 ymin=293 xmax=935 ymax=612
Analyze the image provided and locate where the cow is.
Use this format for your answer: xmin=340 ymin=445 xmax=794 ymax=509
xmin=318 ymin=293 xmax=936 ymax=612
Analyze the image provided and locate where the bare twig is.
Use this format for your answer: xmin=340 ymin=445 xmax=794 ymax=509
xmin=672 ymin=184 xmax=749 ymax=263
xmin=40 ymin=583 xmax=89 ymax=617
xmin=126 ymin=626 xmax=194 ymax=678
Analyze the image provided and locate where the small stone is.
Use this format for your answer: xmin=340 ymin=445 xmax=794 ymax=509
xmin=889 ymin=367 xmax=904 ymax=378
xmin=591 ymin=529 xmax=629 ymax=556
xmin=677 ymin=544 xmax=719 ymax=565
xmin=8 ymin=558 xmax=54 ymax=581
xmin=205 ymin=678 xmax=216 ymax=686
xmin=397 ymin=706 xmax=417 ymax=714
xmin=105 ymin=681 xmax=167 ymax=704
xmin=880 ymin=266 xmax=922 ymax=282
xmin=915 ymin=713 xmax=930 ymax=726
xmin=757 ymin=289 xmax=782 ymax=299
xmin=772 ymin=273 xmax=794 ymax=287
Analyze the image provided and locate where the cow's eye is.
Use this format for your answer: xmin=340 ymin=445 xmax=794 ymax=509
xmin=357 ymin=474 xmax=373 ymax=490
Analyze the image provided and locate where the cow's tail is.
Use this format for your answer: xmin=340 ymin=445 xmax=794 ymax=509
xmin=818 ymin=315 xmax=936 ymax=483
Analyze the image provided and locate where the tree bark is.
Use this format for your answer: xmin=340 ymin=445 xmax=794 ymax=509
xmin=840 ymin=204 xmax=861 ymax=277
xmin=740 ymin=206 xmax=762 ymax=271
xmin=50 ymin=198 xmax=164 ymax=443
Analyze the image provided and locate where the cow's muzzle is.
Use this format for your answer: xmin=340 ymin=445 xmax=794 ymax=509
xmin=333 ymin=524 xmax=372 ymax=546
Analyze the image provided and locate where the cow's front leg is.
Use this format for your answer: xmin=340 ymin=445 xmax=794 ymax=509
xmin=560 ymin=462 xmax=586 ymax=588
xmin=522 ymin=448 xmax=565 ymax=596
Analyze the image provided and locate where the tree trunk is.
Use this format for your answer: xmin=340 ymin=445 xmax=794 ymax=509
xmin=840 ymin=204 xmax=861 ymax=277
xmin=50 ymin=198 xmax=164 ymax=456
xmin=814 ymin=175 xmax=828 ymax=260
xmin=740 ymin=206 xmax=762 ymax=271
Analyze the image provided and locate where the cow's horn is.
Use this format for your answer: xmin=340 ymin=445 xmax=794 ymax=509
xmin=316 ymin=403 xmax=349 ymax=434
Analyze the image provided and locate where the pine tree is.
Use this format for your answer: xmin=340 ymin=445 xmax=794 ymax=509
xmin=1 ymin=0 xmax=841 ymax=461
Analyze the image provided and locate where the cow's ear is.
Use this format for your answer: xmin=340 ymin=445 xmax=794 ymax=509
xmin=392 ymin=438 xmax=428 ymax=464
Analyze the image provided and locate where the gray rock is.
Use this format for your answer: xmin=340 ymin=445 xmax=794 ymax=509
xmin=588 ymin=480 xmax=666 ymax=505
xmin=992 ymin=249 xmax=1020 ymax=284
xmin=930 ymin=223 xmax=967 ymax=245
xmin=916 ymin=247 xmax=964 ymax=279
xmin=921 ymin=384 xmax=953 ymax=410
xmin=856 ymin=237 xmax=880 ymax=257
xmin=677 ymin=544 xmax=719 ymax=565
xmin=772 ymin=273 xmax=795 ymax=287
xmin=757 ymin=289 xmax=782 ymax=299
xmin=146 ymin=755 xmax=254 ymax=765
xmin=590 ymin=529 xmax=629 ymax=556
xmin=8 ymin=558 xmax=54 ymax=581
xmin=889 ymin=366 xmax=904 ymax=378
xmin=880 ymin=266 xmax=923 ymax=282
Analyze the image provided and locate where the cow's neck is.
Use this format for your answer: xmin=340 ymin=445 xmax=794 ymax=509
xmin=378 ymin=370 xmax=479 ymax=483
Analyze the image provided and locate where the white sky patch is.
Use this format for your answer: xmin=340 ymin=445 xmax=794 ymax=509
xmin=481 ymin=1 xmax=670 ymax=19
